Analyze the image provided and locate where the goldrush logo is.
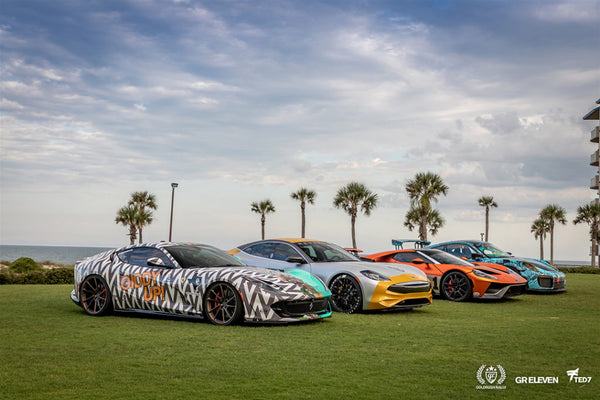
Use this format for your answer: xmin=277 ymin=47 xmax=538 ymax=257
xmin=476 ymin=365 xmax=506 ymax=390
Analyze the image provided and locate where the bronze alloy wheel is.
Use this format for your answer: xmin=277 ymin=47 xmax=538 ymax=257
xmin=203 ymin=282 xmax=244 ymax=325
xmin=80 ymin=275 xmax=113 ymax=316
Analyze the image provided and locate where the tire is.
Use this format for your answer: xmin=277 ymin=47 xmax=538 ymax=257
xmin=80 ymin=275 xmax=113 ymax=316
xmin=441 ymin=271 xmax=472 ymax=302
xmin=329 ymin=274 xmax=362 ymax=313
xmin=203 ymin=282 xmax=244 ymax=325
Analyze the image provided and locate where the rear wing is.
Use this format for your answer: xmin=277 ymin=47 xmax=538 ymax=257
xmin=392 ymin=239 xmax=431 ymax=250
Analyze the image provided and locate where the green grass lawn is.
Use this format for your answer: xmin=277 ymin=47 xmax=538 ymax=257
xmin=1 ymin=274 xmax=598 ymax=400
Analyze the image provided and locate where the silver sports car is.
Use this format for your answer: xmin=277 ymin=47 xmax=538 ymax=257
xmin=70 ymin=242 xmax=332 ymax=325
xmin=229 ymin=239 xmax=432 ymax=313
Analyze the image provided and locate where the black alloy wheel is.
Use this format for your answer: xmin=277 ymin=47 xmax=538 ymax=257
xmin=203 ymin=282 xmax=244 ymax=325
xmin=441 ymin=271 xmax=472 ymax=302
xmin=329 ymin=274 xmax=362 ymax=313
xmin=80 ymin=275 xmax=113 ymax=316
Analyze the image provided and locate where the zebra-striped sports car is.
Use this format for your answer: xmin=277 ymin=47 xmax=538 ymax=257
xmin=70 ymin=242 xmax=332 ymax=325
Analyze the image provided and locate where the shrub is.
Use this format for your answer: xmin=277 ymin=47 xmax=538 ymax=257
xmin=10 ymin=257 xmax=41 ymax=273
xmin=0 ymin=267 xmax=74 ymax=285
xmin=559 ymin=267 xmax=600 ymax=274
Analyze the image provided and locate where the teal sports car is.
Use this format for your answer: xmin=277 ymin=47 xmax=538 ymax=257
xmin=427 ymin=240 xmax=566 ymax=292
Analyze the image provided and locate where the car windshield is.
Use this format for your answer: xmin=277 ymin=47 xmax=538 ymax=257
xmin=475 ymin=242 xmax=511 ymax=258
xmin=166 ymin=244 xmax=245 ymax=268
xmin=420 ymin=249 xmax=473 ymax=266
xmin=296 ymin=241 xmax=359 ymax=263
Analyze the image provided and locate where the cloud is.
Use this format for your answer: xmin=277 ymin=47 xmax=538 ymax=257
xmin=0 ymin=0 xmax=596 ymax=260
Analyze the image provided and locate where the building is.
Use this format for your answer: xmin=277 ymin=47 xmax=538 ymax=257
xmin=584 ymin=99 xmax=600 ymax=201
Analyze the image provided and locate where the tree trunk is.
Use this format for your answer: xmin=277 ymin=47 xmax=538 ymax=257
xmin=301 ymin=202 xmax=306 ymax=238
xmin=138 ymin=227 xmax=143 ymax=244
xmin=539 ymin=237 xmax=544 ymax=260
xmin=549 ymin=222 xmax=555 ymax=264
xmin=592 ymin=228 xmax=597 ymax=268
xmin=129 ymin=226 xmax=136 ymax=246
xmin=351 ymin=213 xmax=357 ymax=249
xmin=485 ymin=207 xmax=489 ymax=242
xmin=420 ymin=215 xmax=427 ymax=241
xmin=261 ymin=215 xmax=266 ymax=240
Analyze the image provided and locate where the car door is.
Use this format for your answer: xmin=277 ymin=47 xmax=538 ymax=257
xmin=115 ymin=247 xmax=180 ymax=311
xmin=268 ymin=243 xmax=311 ymax=272
xmin=392 ymin=251 xmax=441 ymax=290
xmin=238 ymin=242 xmax=276 ymax=269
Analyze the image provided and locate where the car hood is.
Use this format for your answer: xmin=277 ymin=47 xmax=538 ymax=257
xmin=489 ymin=256 xmax=562 ymax=273
xmin=202 ymin=266 xmax=328 ymax=298
xmin=314 ymin=261 xmax=428 ymax=280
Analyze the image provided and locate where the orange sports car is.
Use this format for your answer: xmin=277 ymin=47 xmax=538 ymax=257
xmin=364 ymin=248 xmax=527 ymax=302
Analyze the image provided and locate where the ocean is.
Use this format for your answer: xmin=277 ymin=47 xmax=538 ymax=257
xmin=0 ymin=244 xmax=592 ymax=267
xmin=0 ymin=245 xmax=113 ymax=265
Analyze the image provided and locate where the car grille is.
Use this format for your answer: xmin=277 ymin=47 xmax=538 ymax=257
xmin=271 ymin=298 xmax=330 ymax=317
xmin=506 ymin=284 xmax=527 ymax=296
xmin=390 ymin=298 xmax=431 ymax=308
xmin=538 ymin=276 xmax=553 ymax=288
xmin=387 ymin=281 xmax=431 ymax=293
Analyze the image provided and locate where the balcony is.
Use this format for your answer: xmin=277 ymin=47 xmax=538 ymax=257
xmin=592 ymin=126 xmax=600 ymax=143
xmin=591 ymin=175 xmax=599 ymax=190
xmin=592 ymin=150 xmax=600 ymax=166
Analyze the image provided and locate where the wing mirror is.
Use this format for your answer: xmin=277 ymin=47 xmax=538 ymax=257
xmin=471 ymin=253 xmax=483 ymax=260
xmin=412 ymin=258 xmax=425 ymax=264
xmin=147 ymin=257 xmax=166 ymax=267
xmin=286 ymin=256 xmax=306 ymax=264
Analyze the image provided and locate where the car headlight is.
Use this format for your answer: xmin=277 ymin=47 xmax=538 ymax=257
xmin=245 ymin=277 xmax=283 ymax=292
xmin=472 ymin=269 xmax=498 ymax=280
xmin=360 ymin=270 xmax=390 ymax=281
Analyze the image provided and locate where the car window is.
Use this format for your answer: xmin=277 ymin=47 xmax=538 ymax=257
xmin=296 ymin=241 xmax=357 ymax=262
xmin=242 ymin=243 xmax=275 ymax=259
xmin=392 ymin=252 xmax=421 ymax=263
xmin=445 ymin=244 xmax=475 ymax=259
xmin=166 ymin=244 xmax=245 ymax=268
xmin=124 ymin=248 xmax=174 ymax=268
xmin=271 ymin=243 xmax=302 ymax=261
xmin=421 ymin=249 xmax=473 ymax=266
xmin=476 ymin=242 xmax=511 ymax=258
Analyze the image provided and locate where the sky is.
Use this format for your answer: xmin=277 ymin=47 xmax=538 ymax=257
xmin=1 ymin=0 xmax=599 ymax=261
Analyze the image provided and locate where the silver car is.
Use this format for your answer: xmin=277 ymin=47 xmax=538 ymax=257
xmin=230 ymin=239 xmax=432 ymax=313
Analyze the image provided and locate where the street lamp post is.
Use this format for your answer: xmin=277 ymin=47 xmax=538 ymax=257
xmin=169 ymin=183 xmax=178 ymax=241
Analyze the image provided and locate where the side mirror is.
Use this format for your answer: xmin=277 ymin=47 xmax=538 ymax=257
xmin=412 ymin=258 xmax=425 ymax=264
xmin=508 ymin=252 xmax=513 ymax=256
xmin=286 ymin=256 xmax=306 ymax=264
xmin=147 ymin=257 xmax=166 ymax=267
xmin=471 ymin=253 xmax=483 ymax=260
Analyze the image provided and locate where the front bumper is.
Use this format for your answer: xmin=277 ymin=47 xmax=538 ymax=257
xmin=480 ymin=283 xmax=527 ymax=299
xmin=70 ymin=289 xmax=81 ymax=306
xmin=368 ymin=278 xmax=433 ymax=310
xmin=528 ymin=275 xmax=567 ymax=292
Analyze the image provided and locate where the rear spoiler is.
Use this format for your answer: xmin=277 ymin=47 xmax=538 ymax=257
xmin=392 ymin=239 xmax=431 ymax=249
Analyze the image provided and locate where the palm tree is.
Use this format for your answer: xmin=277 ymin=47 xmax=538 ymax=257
xmin=251 ymin=200 xmax=275 ymax=240
xmin=291 ymin=188 xmax=316 ymax=238
xmin=128 ymin=191 xmax=157 ymax=244
xmin=405 ymin=172 xmax=449 ymax=241
xmin=333 ymin=182 xmax=378 ymax=249
xmin=539 ymin=204 xmax=567 ymax=264
xmin=530 ymin=217 xmax=550 ymax=260
xmin=478 ymin=195 xmax=498 ymax=242
xmin=573 ymin=202 xmax=600 ymax=268
xmin=115 ymin=204 xmax=139 ymax=245
xmin=404 ymin=206 xmax=444 ymax=241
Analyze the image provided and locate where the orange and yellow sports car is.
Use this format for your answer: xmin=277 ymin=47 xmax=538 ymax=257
xmin=364 ymin=248 xmax=527 ymax=302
